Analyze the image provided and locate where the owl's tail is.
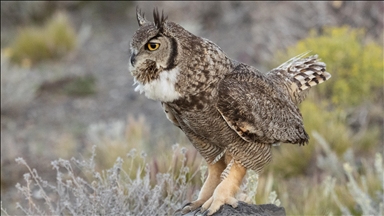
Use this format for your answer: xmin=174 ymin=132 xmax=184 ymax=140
xmin=276 ymin=51 xmax=332 ymax=92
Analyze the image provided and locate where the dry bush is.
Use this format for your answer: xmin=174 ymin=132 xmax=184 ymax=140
xmin=87 ymin=116 xmax=202 ymax=187
xmin=0 ymin=53 xmax=40 ymax=113
xmin=2 ymin=135 xmax=382 ymax=215
xmin=1 ymin=145 xmax=195 ymax=216
xmin=8 ymin=11 xmax=77 ymax=66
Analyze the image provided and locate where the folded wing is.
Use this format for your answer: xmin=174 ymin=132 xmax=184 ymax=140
xmin=216 ymin=64 xmax=309 ymax=145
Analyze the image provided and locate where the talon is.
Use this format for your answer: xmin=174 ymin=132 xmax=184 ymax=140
xmin=181 ymin=206 xmax=191 ymax=214
xmin=193 ymin=208 xmax=201 ymax=216
xmin=202 ymin=210 xmax=209 ymax=216
xmin=182 ymin=202 xmax=192 ymax=209
xmin=182 ymin=199 xmax=207 ymax=214
xmin=176 ymin=202 xmax=193 ymax=215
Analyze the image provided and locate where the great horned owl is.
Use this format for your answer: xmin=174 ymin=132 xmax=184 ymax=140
xmin=129 ymin=8 xmax=331 ymax=215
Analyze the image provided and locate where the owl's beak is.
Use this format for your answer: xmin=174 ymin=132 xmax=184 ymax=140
xmin=130 ymin=53 xmax=136 ymax=66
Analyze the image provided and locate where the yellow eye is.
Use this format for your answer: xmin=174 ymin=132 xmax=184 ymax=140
xmin=147 ymin=42 xmax=160 ymax=51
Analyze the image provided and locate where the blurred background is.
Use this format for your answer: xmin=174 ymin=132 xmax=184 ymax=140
xmin=1 ymin=1 xmax=383 ymax=215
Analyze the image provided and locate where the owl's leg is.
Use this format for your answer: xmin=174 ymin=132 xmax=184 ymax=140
xmin=181 ymin=157 xmax=226 ymax=214
xmin=200 ymin=159 xmax=247 ymax=215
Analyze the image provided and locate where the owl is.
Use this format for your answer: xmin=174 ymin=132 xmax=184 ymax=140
xmin=129 ymin=8 xmax=331 ymax=215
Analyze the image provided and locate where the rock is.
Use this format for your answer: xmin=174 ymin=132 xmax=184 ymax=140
xmin=174 ymin=202 xmax=286 ymax=216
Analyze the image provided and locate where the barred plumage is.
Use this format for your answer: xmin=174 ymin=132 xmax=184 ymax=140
xmin=130 ymin=8 xmax=331 ymax=215
xmin=220 ymin=158 xmax=234 ymax=180
xmin=285 ymin=54 xmax=331 ymax=91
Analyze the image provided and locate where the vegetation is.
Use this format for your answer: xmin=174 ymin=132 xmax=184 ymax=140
xmin=0 ymin=133 xmax=382 ymax=215
xmin=272 ymin=26 xmax=383 ymax=107
xmin=1 ymin=21 xmax=383 ymax=216
xmin=62 ymin=75 xmax=97 ymax=96
xmin=36 ymin=75 xmax=97 ymax=97
xmin=267 ymin=26 xmax=382 ymax=177
xmin=3 ymin=146 xmax=193 ymax=216
xmin=87 ymin=117 xmax=202 ymax=186
xmin=8 ymin=11 xmax=77 ymax=66
xmin=1 ymin=51 xmax=39 ymax=113
xmin=264 ymin=25 xmax=383 ymax=214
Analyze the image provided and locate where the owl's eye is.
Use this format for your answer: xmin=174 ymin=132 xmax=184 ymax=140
xmin=147 ymin=42 xmax=160 ymax=51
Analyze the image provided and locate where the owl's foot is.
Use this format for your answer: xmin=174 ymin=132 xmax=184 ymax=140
xmin=200 ymin=160 xmax=247 ymax=215
xmin=181 ymin=199 xmax=206 ymax=214
xmin=200 ymin=188 xmax=239 ymax=215
xmin=237 ymin=192 xmax=252 ymax=203
xmin=181 ymin=158 xmax=226 ymax=214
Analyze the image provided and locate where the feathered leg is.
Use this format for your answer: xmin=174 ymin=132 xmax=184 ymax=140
xmin=200 ymin=158 xmax=247 ymax=215
xmin=181 ymin=157 xmax=226 ymax=214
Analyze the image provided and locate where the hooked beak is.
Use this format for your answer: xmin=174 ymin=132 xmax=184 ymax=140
xmin=130 ymin=53 xmax=136 ymax=66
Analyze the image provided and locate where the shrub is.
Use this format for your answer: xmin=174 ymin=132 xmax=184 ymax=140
xmin=266 ymin=100 xmax=379 ymax=178
xmin=1 ymin=145 xmax=195 ymax=216
xmin=0 ymin=52 xmax=39 ymax=113
xmin=272 ymin=26 xmax=383 ymax=107
xmin=266 ymin=25 xmax=382 ymax=178
xmin=62 ymin=75 xmax=97 ymax=96
xmin=1 ymin=126 xmax=381 ymax=215
xmin=315 ymin=132 xmax=384 ymax=215
xmin=8 ymin=11 xmax=77 ymax=66
xmin=86 ymin=118 xmax=202 ymax=186
xmin=257 ymin=133 xmax=384 ymax=215
xmin=37 ymin=75 xmax=97 ymax=97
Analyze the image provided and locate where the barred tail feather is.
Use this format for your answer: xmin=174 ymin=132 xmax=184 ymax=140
xmin=276 ymin=52 xmax=331 ymax=93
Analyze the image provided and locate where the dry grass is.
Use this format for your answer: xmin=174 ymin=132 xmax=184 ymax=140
xmin=1 ymin=98 xmax=382 ymax=215
xmin=87 ymin=116 xmax=203 ymax=187
xmin=0 ymin=52 xmax=39 ymax=113
xmin=1 ymin=131 xmax=382 ymax=215
xmin=8 ymin=11 xmax=77 ymax=66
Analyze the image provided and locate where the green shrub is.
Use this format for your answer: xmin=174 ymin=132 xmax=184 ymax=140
xmin=9 ymin=12 xmax=77 ymax=66
xmin=37 ymin=75 xmax=97 ymax=97
xmin=63 ymin=75 xmax=97 ymax=96
xmin=273 ymin=26 xmax=383 ymax=107
xmin=267 ymin=25 xmax=383 ymax=178
xmin=267 ymin=100 xmax=350 ymax=177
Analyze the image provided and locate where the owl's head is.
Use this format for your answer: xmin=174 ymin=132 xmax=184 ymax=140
xmin=129 ymin=7 xmax=196 ymax=102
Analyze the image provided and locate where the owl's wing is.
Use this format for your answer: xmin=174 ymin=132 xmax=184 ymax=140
xmin=216 ymin=64 xmax=309 ymax=145
xmin=161 ymin=102 xmax=181 ymax=128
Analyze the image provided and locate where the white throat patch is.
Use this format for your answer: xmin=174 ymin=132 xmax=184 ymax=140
xmin=134 ymin=67 xmax=181 ymax=102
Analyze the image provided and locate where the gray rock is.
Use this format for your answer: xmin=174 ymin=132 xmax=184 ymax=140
xmin=174 ymin=202 xmax=286 ymax=216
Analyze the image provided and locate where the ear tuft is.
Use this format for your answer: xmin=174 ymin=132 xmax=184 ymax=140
xmin=136 ymin=6 xmax=149 ymax=27
xmin=153 ymin=8 xmax=168 ymax=30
